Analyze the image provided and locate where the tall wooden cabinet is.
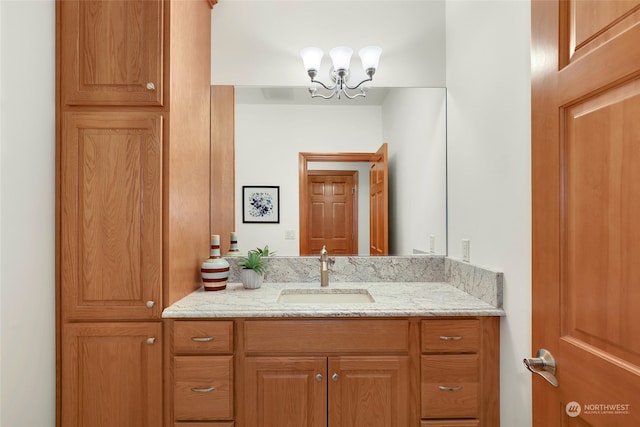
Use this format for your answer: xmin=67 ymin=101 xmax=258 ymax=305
xmin=56 ymin=1 xmax=213 ymax=426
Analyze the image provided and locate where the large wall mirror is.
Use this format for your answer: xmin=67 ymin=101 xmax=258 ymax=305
xmin=233 ymin=86 xmax=447 ymax=256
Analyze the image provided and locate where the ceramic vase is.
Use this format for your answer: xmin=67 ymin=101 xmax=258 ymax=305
xmin=240 ymin=269 xmax=264 ymax=289
xmin=201 ymin=235 xmax=230 ymax=291
xmin=226 ymin=231 xmax=242 ymax=256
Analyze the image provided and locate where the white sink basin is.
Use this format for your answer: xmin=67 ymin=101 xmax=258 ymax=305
xmin=277 ymin=288 xmax=375 ymax=304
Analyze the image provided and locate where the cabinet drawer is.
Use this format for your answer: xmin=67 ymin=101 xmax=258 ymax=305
xmin=421 ymin=319 xmax=480 ymax=353
xmin=174 ymin=321 xmax=233 ymax=354
xmin=421 ymin=421 xmax=479 ymax=427
xmin=421 ymin=355 xmax=479 ymax=419
xmin=244 ymin=319 xmax=409 ymax=354
xmin=174 ymin=356 xmax=233 ymax=420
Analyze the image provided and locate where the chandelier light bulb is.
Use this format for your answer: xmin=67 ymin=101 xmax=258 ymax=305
xmin=359 ymin=46 xmax=382 ymax=74
xmin=329 ymin=46 xmax=353 ymax=72
xmin=300 ymin=47 xmax=324 ymax=74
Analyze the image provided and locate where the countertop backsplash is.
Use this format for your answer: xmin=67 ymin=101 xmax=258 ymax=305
xmin=226 ymin=255 xmax=447 ymax=284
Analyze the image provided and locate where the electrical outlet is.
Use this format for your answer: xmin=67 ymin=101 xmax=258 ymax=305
xmin=462 ymin=239 xmax=470 ymax=262
xmin=285 ymin=229 xmax=296 ymax=240
xmin=429 ymin=235 xmax=436 ymax=254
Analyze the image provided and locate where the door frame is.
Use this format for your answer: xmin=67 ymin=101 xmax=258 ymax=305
xmin=299 ymin=152 xmax=376 ymax=256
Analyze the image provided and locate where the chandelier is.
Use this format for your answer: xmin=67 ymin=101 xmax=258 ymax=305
xmin=300 ymin=46 xmax=382 ymax=100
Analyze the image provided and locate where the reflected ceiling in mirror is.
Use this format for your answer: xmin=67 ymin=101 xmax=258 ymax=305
xmin=233 ymin=86 xmax=447 ymax=256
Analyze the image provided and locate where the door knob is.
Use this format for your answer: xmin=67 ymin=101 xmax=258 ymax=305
xmin=524 ymin=348 xmax=558 ymax=387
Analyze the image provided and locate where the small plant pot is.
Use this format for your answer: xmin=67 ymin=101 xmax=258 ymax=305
xmin=241 ymin=269 xmax=264 ymax=289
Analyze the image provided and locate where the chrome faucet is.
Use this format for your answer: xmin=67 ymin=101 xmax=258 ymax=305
xmin=319 ymin=245 xmax=334 ymax=287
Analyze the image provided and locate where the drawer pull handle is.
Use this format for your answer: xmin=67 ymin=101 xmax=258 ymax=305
xmin=191 ymin=337 xmax=215 ymax=342
xmin=439 ymin=335 xmax=463 ymax=341
xmin=191 ymin=387 xmax=215 ymax=393
xmin=438 ymin=385 xmax=463 ymax=392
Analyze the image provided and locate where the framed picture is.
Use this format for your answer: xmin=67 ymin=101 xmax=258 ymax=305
xmin=242 ymin=186 xmax=280 ymax=223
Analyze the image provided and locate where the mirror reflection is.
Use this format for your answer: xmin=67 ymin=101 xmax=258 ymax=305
xmin=234 ymin=86 xmax=446 ymax=256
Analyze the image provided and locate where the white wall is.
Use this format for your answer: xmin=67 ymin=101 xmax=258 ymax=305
xmin=382 ymin=88 xmax=447 ymax=255
xmin=234 ymin=103 xmax=382 ymax=255
xmin=0 ymin=1 xmax=56 ymax=426
xmin=446 ymin=1 xmax=532 ymax=426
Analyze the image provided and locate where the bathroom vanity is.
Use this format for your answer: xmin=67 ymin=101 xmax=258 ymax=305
xmin=163 ymin=280 xmax=503 ymax=427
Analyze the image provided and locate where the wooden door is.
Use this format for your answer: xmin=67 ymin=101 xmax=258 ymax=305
xmin=532 ymin=1 xmax=640 ymax=426
xmin=305 ymin=171 xmax=357 ymax=256
xmin=59 ymin=0 xmax=164 ymax=106
xmin=244 ymin=357 xmax=327 ymax=427
xmin=61 ymin=112 xmax=162 ymax=320
xmin=328 ymin=355 xmax=409 ymax=427
xmin=370 ymin=143 xmax=388 ymax=255
xmin=61 ymin=322 xmax=162 ymax=427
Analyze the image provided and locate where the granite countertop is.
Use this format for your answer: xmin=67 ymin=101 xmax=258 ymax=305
xmin=162 ymin=281 xmax=505 ymax=318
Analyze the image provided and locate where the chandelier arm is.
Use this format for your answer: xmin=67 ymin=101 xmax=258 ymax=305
xmin=344 ymin=76 xmax=373 ymax=91
xmin=310 ymin=78 xmax=337 ymax=91
xmin=341 ymin=88 xmax=367 ymax=99
xmin=310 ymin=90 xmax=337 ymax=100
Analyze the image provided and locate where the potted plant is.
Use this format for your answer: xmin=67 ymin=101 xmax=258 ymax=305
xmin=237 ymin=249 xmax=268 ymax=289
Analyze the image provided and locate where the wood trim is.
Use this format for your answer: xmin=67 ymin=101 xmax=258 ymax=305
xmin=480 ymin=316 xmax=500 ymax=426
xmin=210 ymin=85 xmax=236 ymax=256
xmin=299 ymin=152 xmax=376 ymax=256
xmin=531 ymin=1 xmax=562 ymax=424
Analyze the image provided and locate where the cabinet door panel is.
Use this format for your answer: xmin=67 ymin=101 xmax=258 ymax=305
xmin=328 ymin=356 xmax=409 ymax=427
xmin=61 ymin=322 xmax=162 ymax=427
xmin=60 ymin=0 xmax=163 ymax=106
xmin=244 ymin=357 xmax=326 ymax=427
xmin=61 ymin=113 xmax=162 ymax=320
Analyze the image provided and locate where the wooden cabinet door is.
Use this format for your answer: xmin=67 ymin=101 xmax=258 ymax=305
xmin=61 ymin=322 xmax=163 ymax=427
xmin=61 ymin=112 xmax=162 ymax=320
xmin=59 ymin=0 xmax=163 ymax=106
xmin=244 ymin=357 xmax=326 ymax=427
xmin=328 ymin=355 xmax=409 ymax=427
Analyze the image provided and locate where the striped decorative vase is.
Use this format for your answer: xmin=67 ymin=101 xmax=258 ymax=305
xmin=201 ymin=235 xmax=230 ymax=291
xmin=226 ymin=231 xmax=242 ymax=256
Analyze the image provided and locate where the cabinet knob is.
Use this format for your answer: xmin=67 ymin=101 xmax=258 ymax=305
xmin=315 ymin=373 xmax=323 ymax=382
xmin=146 ymin=337 xmax=156 ymax=345
xmin=146 ymin=82 xmax=156 ymax=90
xmin=331 ymin=373 xmax=339 ymax=382
xmin=146 ymin=300 xmax=155 ymax=308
